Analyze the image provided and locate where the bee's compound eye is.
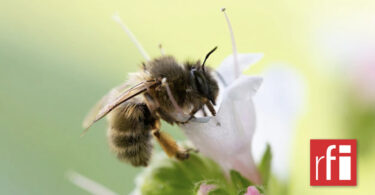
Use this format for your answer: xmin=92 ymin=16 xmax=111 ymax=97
xmin=193 ymin=71 xmax=209 ymax=96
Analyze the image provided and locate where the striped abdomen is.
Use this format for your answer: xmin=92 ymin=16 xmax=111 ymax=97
xmin=107 ymin=101 xmax=156 ymax=166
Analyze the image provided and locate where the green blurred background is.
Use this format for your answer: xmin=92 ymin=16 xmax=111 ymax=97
xmin=1 ymin=0 xmax=374 ymax=194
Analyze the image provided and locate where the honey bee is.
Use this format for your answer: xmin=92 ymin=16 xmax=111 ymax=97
xmin=83 ymin=47 xmax=219 ymax=166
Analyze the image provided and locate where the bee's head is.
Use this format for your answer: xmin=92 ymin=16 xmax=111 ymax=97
xmin=188 ymin=47 xmax=219 ymax=105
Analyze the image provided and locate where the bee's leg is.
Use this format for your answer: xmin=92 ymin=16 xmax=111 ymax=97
xmin=144 ymin=93 xmax=159 ymax=113
xmin=205 ymin=101 xmax=216 ymax=116
xmin=157 ymin=109 xmax=178 ymax=124
xmin=151 ymin=120 xmax=189 ymax=160
xmin=201 ymin=107 xmax=208 ymax=116
xmin=187 ymin=105 xmax=201 ymax=120
xmin=178 ymin=105 xmax=202 ymax=124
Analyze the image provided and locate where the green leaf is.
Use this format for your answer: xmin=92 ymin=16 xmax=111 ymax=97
xmin=258 ymin=144 xmax=272 ymax=185
xmin=138 ymin=153 xmax=230 ymax=195
xmin=207 ymin=188 xmax=231 ymax=195
xmin=265 ymin=177 xmax=289 ymax=195
xmin=229 ymin=170 xmax=253 ymax=191
xmin=255 ymin=185 xmax=265 ymax=194
xmin=236 ymin=188 xmax=247 ymax=195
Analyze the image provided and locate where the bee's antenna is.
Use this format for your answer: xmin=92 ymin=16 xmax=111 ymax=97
xmin=201 ymin=46 xmax=218 ymax=71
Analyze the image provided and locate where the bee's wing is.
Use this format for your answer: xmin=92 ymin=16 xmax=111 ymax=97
xmin=82 ymin=91 xmax=115 ymax=129
xmin=82 ymin=81 xmax=130 ymax=129
xmin=82 ymin=80 xmax=160 ymax=131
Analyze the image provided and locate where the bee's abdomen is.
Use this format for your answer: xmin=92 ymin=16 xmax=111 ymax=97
xmin=108 ymin=129 xmax=152 ymax=166
xmin=107 ymin=101 xmax=156 ymax=167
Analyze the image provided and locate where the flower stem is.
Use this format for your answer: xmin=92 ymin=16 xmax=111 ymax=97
xmin=221 ymin=8 xmax=240 ymax=79
xmin=112 ymin=12 xmax=151 ymax=61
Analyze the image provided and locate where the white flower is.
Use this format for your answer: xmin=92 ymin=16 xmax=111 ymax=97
xmin=178 ymin=8 xmax=268 ymax=184
xmin=252 ymin=65 xmax=305 ymax=180
xmin=180 ymin=54 xmax=263 ymax=184
xmin=180 ymin=8 xmax=306 ymax=183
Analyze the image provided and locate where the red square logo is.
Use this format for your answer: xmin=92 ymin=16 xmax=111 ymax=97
xmin=310 ymin=139 xmax=357 ymax=186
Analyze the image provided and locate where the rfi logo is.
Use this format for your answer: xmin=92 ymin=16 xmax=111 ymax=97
xmin=310 ymin=139 xmax=357 ymax=186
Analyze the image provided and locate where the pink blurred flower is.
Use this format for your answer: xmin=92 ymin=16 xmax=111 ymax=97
xmin=350 ymin=56 xmax=375 ymax=104
xmin=314 ymin=10 xmax=375 ymax=104
xmin=196 ymin=183 xmax=217 ymax=195
xmin=244 ymin=186 xmax=261 ymax=195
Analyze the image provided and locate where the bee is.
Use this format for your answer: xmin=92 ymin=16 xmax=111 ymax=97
xmin=82 ymin=47 xmax=219 ymax=166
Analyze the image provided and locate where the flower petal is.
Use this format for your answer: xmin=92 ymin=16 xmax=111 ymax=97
xmin=192 ymin=76 xmax=263 ymax=123
xmin=252 ymin=65 xmax=305 ymax=180
xmin=216 ymin=53 xmax=263 ymax=85
xmin=226 ymin=76 xmax=263 ymax=101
